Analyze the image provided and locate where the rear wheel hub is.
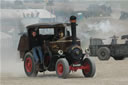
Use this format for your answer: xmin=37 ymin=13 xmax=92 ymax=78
xmin=25 ymin=57 xmax=32 ymax=72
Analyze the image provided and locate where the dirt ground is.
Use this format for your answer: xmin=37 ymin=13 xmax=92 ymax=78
xmin=1 ymin=57 xmax=128 ymax=85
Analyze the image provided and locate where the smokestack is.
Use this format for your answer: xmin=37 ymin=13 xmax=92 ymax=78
xmin=70 ymin=15 xmax=77 ymax=45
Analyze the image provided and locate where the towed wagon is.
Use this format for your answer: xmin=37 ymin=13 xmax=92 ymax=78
xmin=18 ymin=16 xmax=96 ymax=78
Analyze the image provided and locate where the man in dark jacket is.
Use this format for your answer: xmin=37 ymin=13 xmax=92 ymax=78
xmin=31 ymin=30 xmax=43 ymax=64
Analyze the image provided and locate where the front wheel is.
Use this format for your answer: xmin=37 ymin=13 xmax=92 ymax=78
xmin=82 ymin=58 xmax=96 ymax=77
xmin=56 ymin=58 xmax=69 ymax=79
xmin=24 ymin=52 xmax=38 ymax=77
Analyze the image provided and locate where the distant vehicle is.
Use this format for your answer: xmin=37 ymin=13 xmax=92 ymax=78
xmin=18 ymin=16 xmax=96 ymax=78
xmin=89 ymin=35 xmax=128 ymax=60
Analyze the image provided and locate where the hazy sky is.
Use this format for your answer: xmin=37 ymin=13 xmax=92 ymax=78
xmin=1 ymin=0 xmax=128 ymax=1
xmin=1 ymin=0 xmax=16 ymax=1
xmin=1 ymin=0 xmax=15 ymax=1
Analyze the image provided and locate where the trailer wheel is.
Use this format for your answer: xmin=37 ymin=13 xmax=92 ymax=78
xmin=56 ymin=58 xmax=69 ymax=79
xmin=113 ymin=57 xmax=124 ymax=60
xmin=97 ymin=47 xmax=110 ymax=60
xmin=82 ymin=58 xmax=96 ymax=77
xmin=24 ymin=52 xmax=38 ymax=77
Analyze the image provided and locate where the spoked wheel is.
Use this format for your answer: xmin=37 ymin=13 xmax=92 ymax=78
xmin=56 ymin=58 xmax=69 ymax=79
xmin=24 ymin=52 xmax=38 ymax=77
xmin=82 ymin=58 xmax=96 ymax=77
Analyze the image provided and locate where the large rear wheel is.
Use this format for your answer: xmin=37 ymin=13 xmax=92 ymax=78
xmin=56 ymin=58 xmax=69 ymax=79
xmin=24 ymin=52 xmax=38 ymax=77
xmin=82 ymin=58 xmax=96 ymax=77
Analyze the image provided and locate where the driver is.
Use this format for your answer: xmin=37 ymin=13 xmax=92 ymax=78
xmin=58 ymin=30 xmax=64 ymax=39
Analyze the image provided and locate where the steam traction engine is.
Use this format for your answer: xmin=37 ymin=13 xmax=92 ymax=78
xmin=18 ymin=16 xmax=96 ymax=78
